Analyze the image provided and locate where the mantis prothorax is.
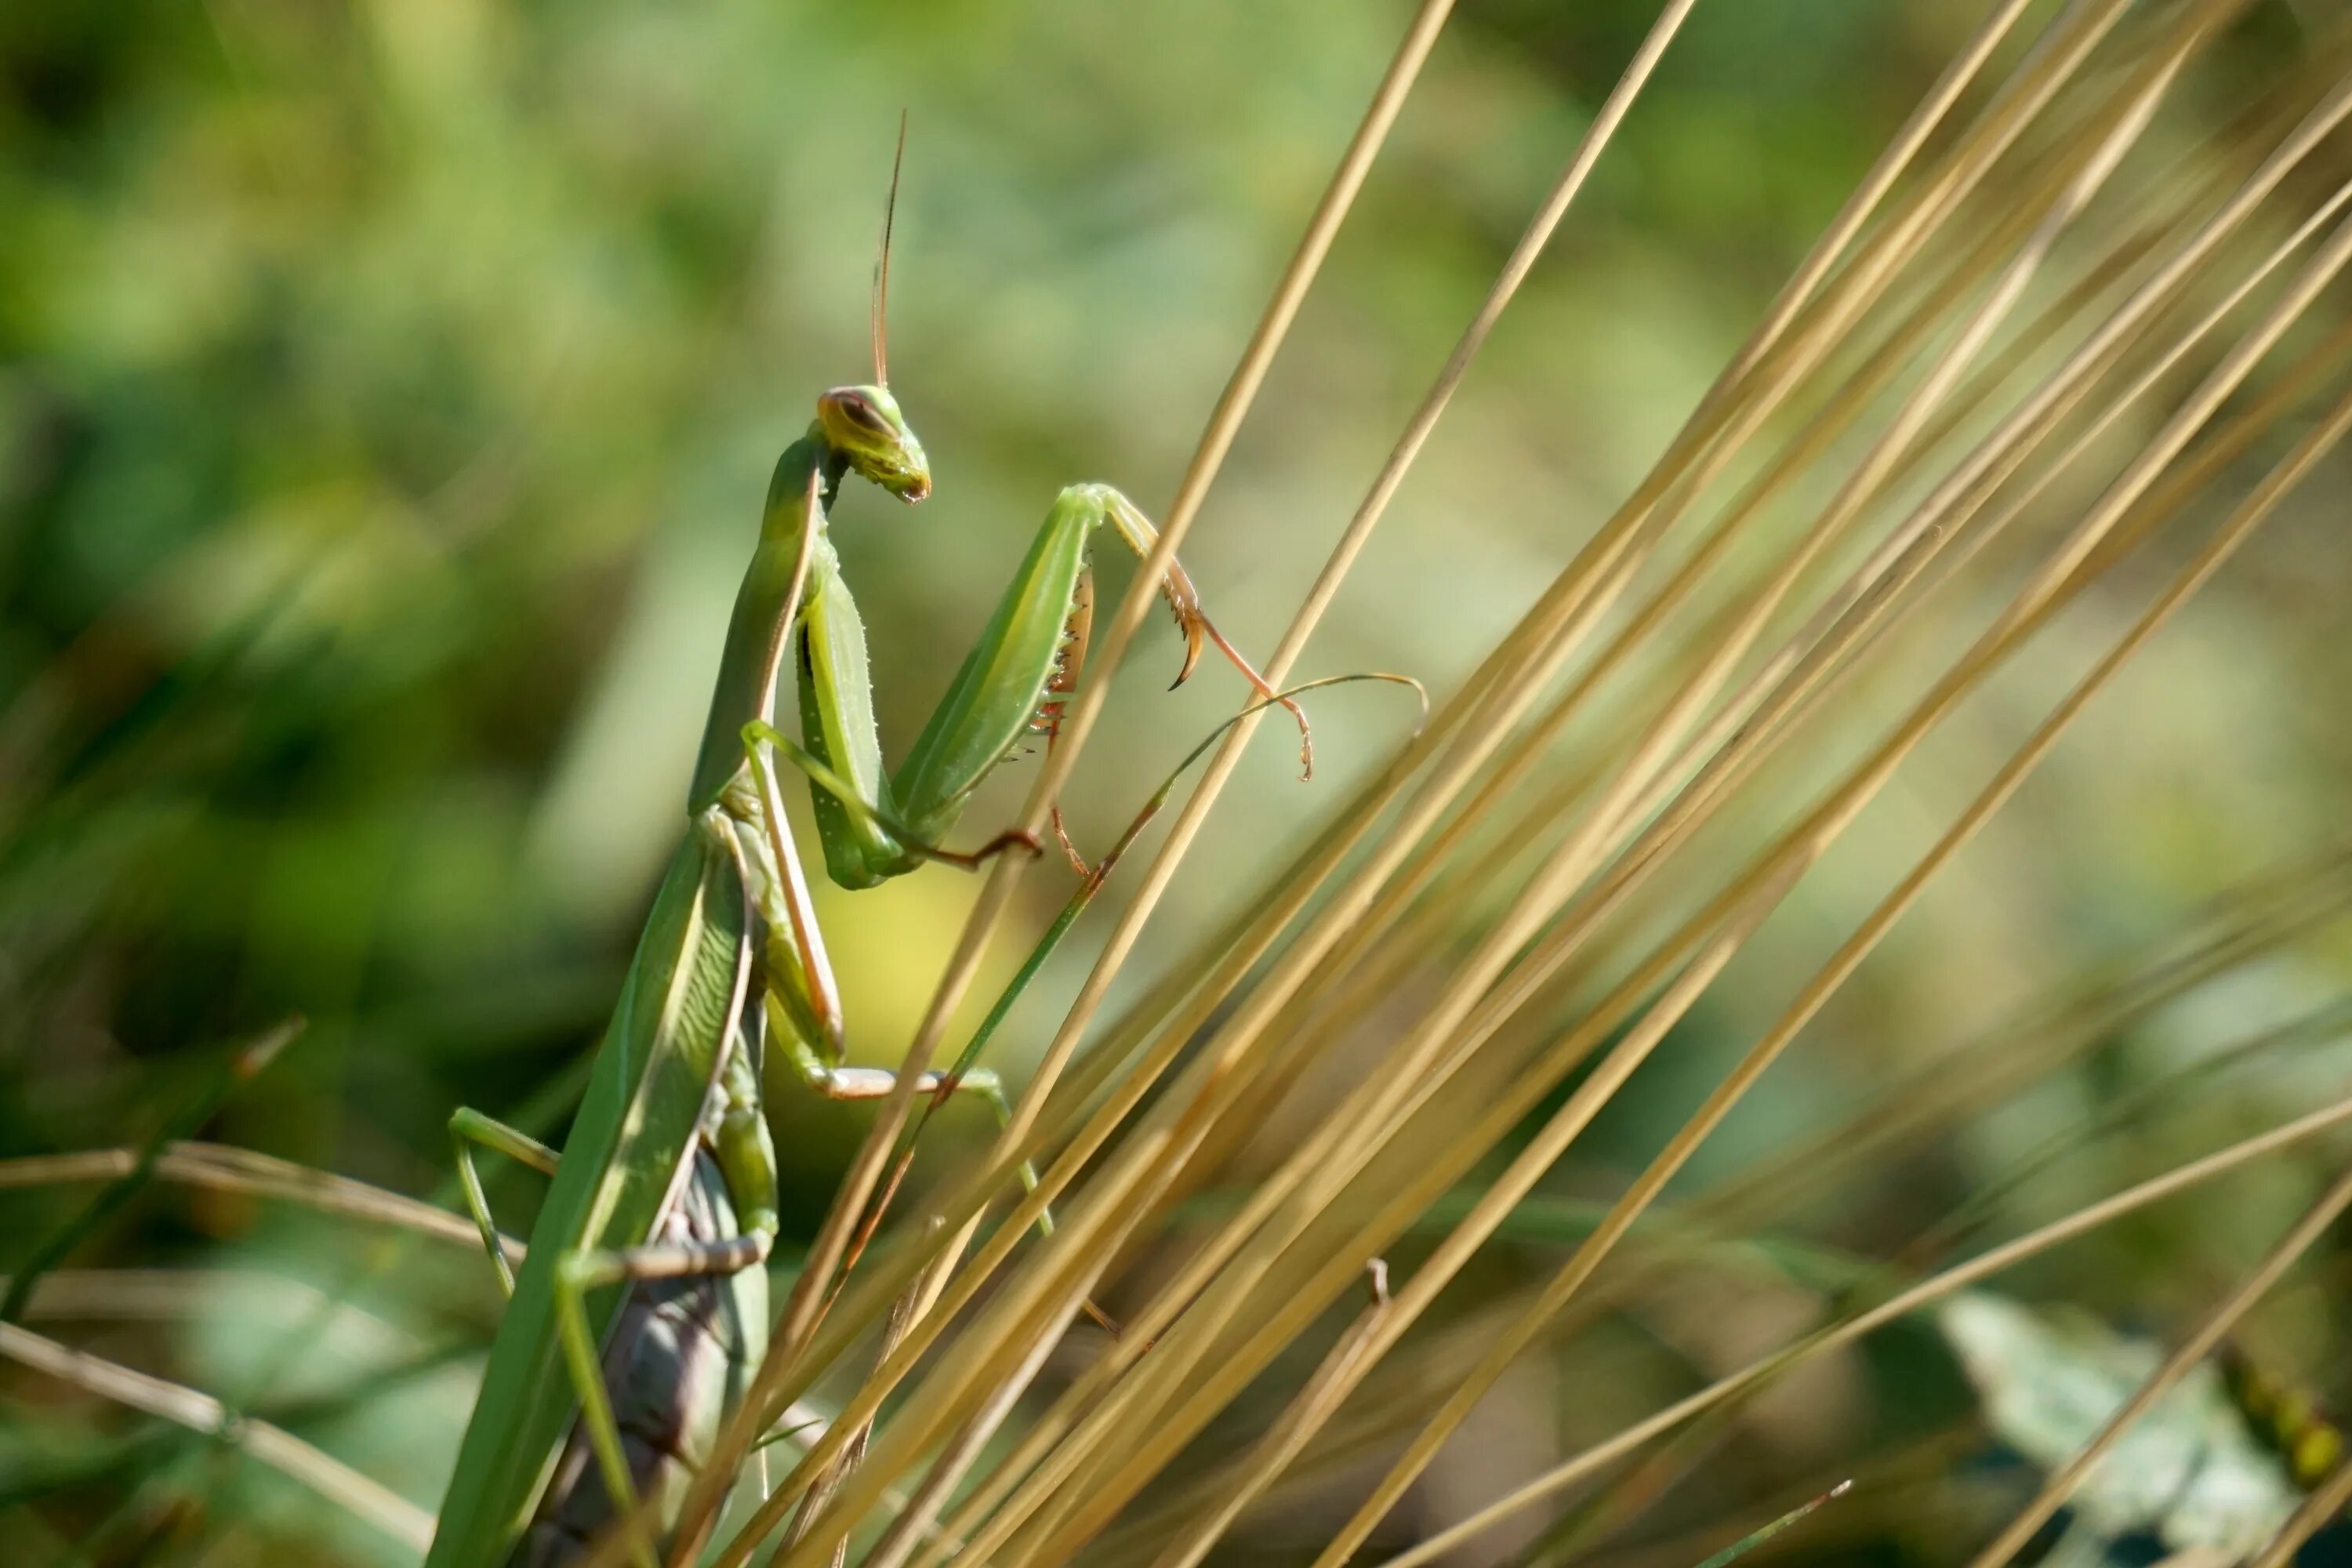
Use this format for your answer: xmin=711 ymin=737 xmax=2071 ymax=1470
xmin=423 ymin=135 xmax=1315 ymax=1568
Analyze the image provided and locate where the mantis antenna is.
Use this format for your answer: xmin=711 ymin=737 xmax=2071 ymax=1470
xmin=873 ymin=111 xmax=906 ymax=387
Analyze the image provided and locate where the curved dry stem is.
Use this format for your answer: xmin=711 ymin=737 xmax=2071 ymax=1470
xmin=0 ymin=1319 xmax=435 ymax=1552
xmin=0 ymin=1140 xmax=523 ymax=1264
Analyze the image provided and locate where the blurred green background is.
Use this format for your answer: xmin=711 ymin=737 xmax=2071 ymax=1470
xmin=4 ymin=0 xmax=2349 ymax=1563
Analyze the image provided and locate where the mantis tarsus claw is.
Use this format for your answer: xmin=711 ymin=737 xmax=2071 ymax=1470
xmin=909 ymin=826 xmax=1044 ymax=872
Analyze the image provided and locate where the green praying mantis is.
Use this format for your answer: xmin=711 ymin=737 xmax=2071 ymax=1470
xmin=421 ymin=145 xmax=1328 ymax=1568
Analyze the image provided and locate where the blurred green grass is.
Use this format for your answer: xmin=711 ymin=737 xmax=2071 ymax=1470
xmin=3 ymin=2 xmax=2350 ymax=1562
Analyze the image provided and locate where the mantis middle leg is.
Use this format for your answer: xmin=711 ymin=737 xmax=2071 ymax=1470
xmin=727 ymin=735 xmax=1047 ymax=1176
xmin=449 ymin=1109 xmax=560 ymax=1298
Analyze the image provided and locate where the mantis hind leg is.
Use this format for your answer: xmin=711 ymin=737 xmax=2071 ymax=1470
xmin=448 ymin=1108 xmax=559 ymax=1298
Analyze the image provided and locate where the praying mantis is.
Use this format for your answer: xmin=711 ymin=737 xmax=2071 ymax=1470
xmin=421 ymin=145 xmax=1316 ymax=1568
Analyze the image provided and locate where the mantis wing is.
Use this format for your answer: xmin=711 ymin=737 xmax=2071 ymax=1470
xmin=426 ymin=814 xmax=755 ymax=1567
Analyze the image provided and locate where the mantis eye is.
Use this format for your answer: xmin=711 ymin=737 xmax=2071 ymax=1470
xmin=836 ymin=394 xmax=890 ymax=435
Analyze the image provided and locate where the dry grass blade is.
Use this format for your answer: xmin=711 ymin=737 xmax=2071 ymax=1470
xmin=2247 ymin=1457 xmax=2352 ymax=1568
xmin=1377 ymin=1093 xmax=2352 ymax=1568
xmin=1961 ymin=1164 xmax=2352 ymax=1565
xmin=1305 ymin=323 xmax=2352 ymax=1568
xmin=0 ymin=1319 xmax=436 ymax=1552
xmin=0 ymin=1140 xmax=522 ymax=1261
xmin=675 ymin=4 xmax=1463 ymax=1562
xmin=705 ymin=5 xmax=2352 ymax=1564
xmin=707 ymin=10 xmax=1710 ymax=1566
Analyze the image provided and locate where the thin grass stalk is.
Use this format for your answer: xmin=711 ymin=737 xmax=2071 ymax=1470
xmin=736 ymin=13 xmax=1708 ymax=1560
xmin=2246 ymin=1455 xmax=2352 ymax=1568
xmin=1107 ymin=854 xmax=2352 ymax=1548
xmin=0 ymin=1141 xmax=518 ymax=1261
xmin=1046 ymin=161 xmax=2352 ymax=1565
xmin=1138 ymin=328 xmax=2352 ymax=1568
xmin=997 ymin=0 xmax=1706 ymax=1167
xmin=1896 ymin=31 xmax=2351 ymax=469
xmin=922 ymin=18 xmax=2277 ymax=1552
xmin=1138 ymin=1272 xmax=1397 ymax=1568
xmin=777 ymin=1260 xmax=935 ymax=1568
xmin=1106 ymin=0 xmax=2161 ymax=1154
xmin=1376 ymin=1091 xmax=2352 ymax=1568
xmin=1011 ymin=0 xmax=2084 ymax=1287
xmin=1962 ymin=1164 xmax=2352 ymax=1567
xmin=1278 ymin=165 xmax=2119 ymax=1076
xmin=1273 ymin=16 xmax=2239 ymax=1098
xmin=0 ymin=1321 xmax=434 ymax=1552
xmin=1308 ymin=93 xmax=2151 ymax=1004
xmin=1568 ymin=70 xmax=2352 ymax=852
xmin=1008 ymin=866 xmax=1817 ymax=1558
xmin=1116 ymin=8 xmax=2198 ymax=1403
xmin=1116 ymin=0 xmax=2100 ymax=1120
xmin=1001 ymin=0 xmax=1707 ymax=1309
xmin=1706 ymin=0 xmax=2044 ymax=399
xmin=1305 ymin=357 xmax=2352 ymax=1568
xmin=1642 ymin=172 xmax=2352 ymax=826
xmin=911 ymin=954 xmax=1562 ymax=1568
xmin=1457 ymin=172 xmax=2352 ymax=1015
xmin=1502 ymin=297 xmax=2352 ymax=1082
xmin=1302 ymin=0 xmax=2115 ymax=1007
xmin=1570 ymin=96 xmax=2352 ymax=900
xmin=666 ymin=9 xmax=1460 ymax=1562
xmin=853 ymin=1323 xmax=1060 ymax=1568
xmin=1131 ymin=0 xmax=2082 ymax=1158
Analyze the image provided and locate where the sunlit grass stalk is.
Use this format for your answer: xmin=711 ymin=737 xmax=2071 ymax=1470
xmin=1095 ymin=851 xmax=2352 ymax=1548
xmin=672 ymin=1 xmax=1469 ymax=1559
xmin=1014 ymin=44 xmax=2226 ymax=1552
xmin=1302 ymin=356 xmax=2352 ymax=1568
xmin=1377 ymin=1091 xmax=2352 ymax=1568
xmin=885 ymin=11 xmax=2350 ymax=1566
xmin=699 ymin=10 xmax=1708 ymax=1564
xmin=542 ymin=4 xmax=2352 ymax=1564
xmin=1962 ymin=1163 xmax=2352 ymax=1567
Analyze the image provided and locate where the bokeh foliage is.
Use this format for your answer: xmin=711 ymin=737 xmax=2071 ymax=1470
xmin=3 ymin=1 xmax=2350 ymax=1563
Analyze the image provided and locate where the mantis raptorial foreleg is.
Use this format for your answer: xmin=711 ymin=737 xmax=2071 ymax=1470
xmin=802 ymin=478 xmax=1311 ymax=885
xmin=448 ymin=1109 xmax=561 ymax=1298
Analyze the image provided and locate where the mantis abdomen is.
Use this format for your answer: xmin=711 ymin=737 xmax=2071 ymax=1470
xmin=511 ymin=1149 xmax=769 ymax=1567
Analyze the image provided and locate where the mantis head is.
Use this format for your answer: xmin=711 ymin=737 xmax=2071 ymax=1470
xmin=818 ymin=383 xmax=931 ymax=503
